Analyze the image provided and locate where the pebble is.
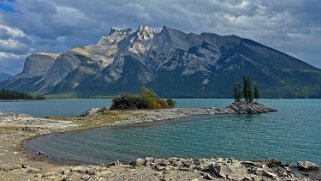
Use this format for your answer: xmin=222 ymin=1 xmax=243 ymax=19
xmin=81 ymin=174 xmax=90 ymax=180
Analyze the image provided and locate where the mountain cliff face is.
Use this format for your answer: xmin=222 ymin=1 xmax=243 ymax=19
xmin=1 ymin=25 xmax=321 ymax=98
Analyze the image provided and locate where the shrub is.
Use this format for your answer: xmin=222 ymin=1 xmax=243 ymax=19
xmin=166 ymin=99 xmax=176 ymax=108
xmin=110 ymin=87 xmax=176 ymax=110
xmin=110 ymin=94 xmax=141 ymax=110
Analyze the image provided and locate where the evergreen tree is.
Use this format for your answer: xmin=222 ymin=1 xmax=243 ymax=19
xmin=248 ymin=79 xmax=253 ymax=103
xmin=0 ymin=89 xmax=44 ymax=100
xmin=233 ymin=83 xmax=242 ymax=102
xmin=233 ymin=84 xmax=238 ymax=102
xmin=243 ymin=76 xmax=248 ymax=102
xmin=242 ymin=76 xmax=254 ymax=103
xmin=254 ymin=86 xmax=260 ymax=102
xmin=237 ymin=84 xmax=242 ymax=102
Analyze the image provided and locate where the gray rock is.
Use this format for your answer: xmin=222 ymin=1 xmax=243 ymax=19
xmin=262 ymin=170 xmax=277 ymax=178
xmin=86 ymin=169 xmax=95 ymax=175
xmin=26 ymin=167 xmax=41 ymax=173
xmin=208 ymin=164 xmax=224 ymax=178
xmin=58 ymin=168 xmax=66 ymax=174
xmin=43 ymin=172 xmax=60 ymax=177
xmin=81 ymin=108 xmax=101 ymax=116
xmin=71 ymin=166 xmax=88 ymax=173
xmin=263 ymin=159 xmax=282 ymax=168
xmin=131 ymin=158 xmax=145 ymax=167
xmin=204 ymin=173 xmax=214 ymax=180
xmin=107 ymin=160 xmax=120 ymax=167
xmin=81 ymin=174 xmax=90 ymax=180
xmin=240 ymin=161 xmax=262 ymax=167
xmin=297 ymin=161 xmax=320 ymax=171
xmin=0 ymin=164 xmax=21 ymax=172
xmin=21 ymin=163 xmax=29 ymax=168
xmin=145 ymin=157 xmax=154 ymax=167
xmin=155 ymin=165 xmax=167 ymax=171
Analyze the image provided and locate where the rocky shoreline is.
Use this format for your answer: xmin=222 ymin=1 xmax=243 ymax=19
xmin=1 ymin=103 xmax=320 ymax=181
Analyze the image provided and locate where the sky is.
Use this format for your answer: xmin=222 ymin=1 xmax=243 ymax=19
xmin=0 ymin=0 xmax=321 ymax=75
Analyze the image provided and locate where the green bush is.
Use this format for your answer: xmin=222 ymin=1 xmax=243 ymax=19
xmin=110 ymin=87 xmax=176 ymax=110
xmin=166 ymin=99 xmax=176 ymax=108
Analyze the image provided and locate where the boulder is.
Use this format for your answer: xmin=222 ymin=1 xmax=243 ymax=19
xmin=70 ymin=166 xmax=88 ymax=173
xmin=131 ymin=158 xmax=145 ymax=167
xmin=208 ymin=164 xmax=224 ymax=178
xmin=263 ymin=159 xmax=282 ymax=168
xmin=107 ymin=160 xmax=120 ymax=167
xmin=26 ymin=167 xmax=41 ymax=173
xmin=81 ymin=108 xmax=101 ymax=116
xmin=262 ymin=170 xmax=277 ymax=178
xmin=207 ymin=161 xmax=248 ymax=180
xmin=81 ymin=174 xmax=90 ymax=180
xmin=0 ymin=164 xmax=21 ymax=172
xmin=297 ymin=161 xmax=320 ymax=171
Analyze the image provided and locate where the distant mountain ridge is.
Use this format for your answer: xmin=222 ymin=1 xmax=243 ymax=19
xmin=0 ymin=72 xmax=11 ymax=83
xmin=1 ymin=25 xmax=321 ymax=98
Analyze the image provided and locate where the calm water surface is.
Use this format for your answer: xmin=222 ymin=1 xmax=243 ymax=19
xmin=21 ymin=99 xmax=321 ymax=166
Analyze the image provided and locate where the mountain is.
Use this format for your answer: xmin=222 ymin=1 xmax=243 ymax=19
xmin=0 ymin=72 xmax=11 ymax=83
xmin=1 ymin=25 xmax=321 ymax=98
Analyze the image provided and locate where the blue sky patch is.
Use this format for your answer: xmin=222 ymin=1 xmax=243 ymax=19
xmin=0 ymin=0 xmax=16 ymax=12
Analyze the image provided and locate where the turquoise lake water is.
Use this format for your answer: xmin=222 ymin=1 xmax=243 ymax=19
xmin=2 ymin=99 xmax=320 ymax=165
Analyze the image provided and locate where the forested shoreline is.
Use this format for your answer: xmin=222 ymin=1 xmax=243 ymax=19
xmin=0 ymin=89 xmax=45 ymax=100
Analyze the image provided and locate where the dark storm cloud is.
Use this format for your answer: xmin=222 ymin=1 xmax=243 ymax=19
xmin=0 ymin=0 xmax=320 ymax=75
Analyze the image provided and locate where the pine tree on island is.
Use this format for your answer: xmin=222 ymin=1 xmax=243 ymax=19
xmin=233 ymin=83 xmax=242 ymax=102
xmin=233 ymin=76 xmax=258 ymax=103
xmin=254 ymin=86 xmax=260 ymax=102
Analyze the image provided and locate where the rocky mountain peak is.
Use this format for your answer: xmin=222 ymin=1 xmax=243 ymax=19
xmin=109 ymin=27 xmax=133 ymax=35
xmin=98 ymin=27 xmax=133 ymax=46
xmin=134 ymin=25 xmax=158 ymax=41
xmin=21 ymin=53 xmax=58 ymax=76
xmin=1 ymin=25 xmax=321 ymax=98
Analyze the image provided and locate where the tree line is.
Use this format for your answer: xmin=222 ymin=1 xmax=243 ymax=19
xmin=233 ymin=76 xmax=260 ymax=103
xmin=0 ymin=89 xmax=45 ymax=100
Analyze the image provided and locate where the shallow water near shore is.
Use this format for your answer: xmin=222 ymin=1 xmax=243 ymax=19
xmin=23 ymin=99 xmax=321 ymax=166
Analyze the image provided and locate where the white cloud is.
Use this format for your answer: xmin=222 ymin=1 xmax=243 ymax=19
xmin=0 ymin=52 xmax=25 ymax=59
xmin=0 ymin=38 xmax=27 ymax=51
xmin=0 ymin=24 xmax=26 ymax=38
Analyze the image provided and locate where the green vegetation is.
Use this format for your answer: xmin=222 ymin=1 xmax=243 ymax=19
xmin=233 ymin=83 xmax=242 ymax=102
xmin=0 ymin=89 xmax=45 ymax=100
xmin=254 ymin=86 xmax=260 ymax=101
xmin=110 ymin=86 xmax=176 ymax=110
xmin=234 ymin=76 xmax=259 ymax=103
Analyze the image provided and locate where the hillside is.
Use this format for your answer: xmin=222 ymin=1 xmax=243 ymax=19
xmin=1 ymin=25 xmax=321 ymax=98
xmin=0 ymin=73 xmax=11 ymax=83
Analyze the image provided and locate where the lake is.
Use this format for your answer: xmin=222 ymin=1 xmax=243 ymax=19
xmin=3 ymin=99 xmax=320 ymax=165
